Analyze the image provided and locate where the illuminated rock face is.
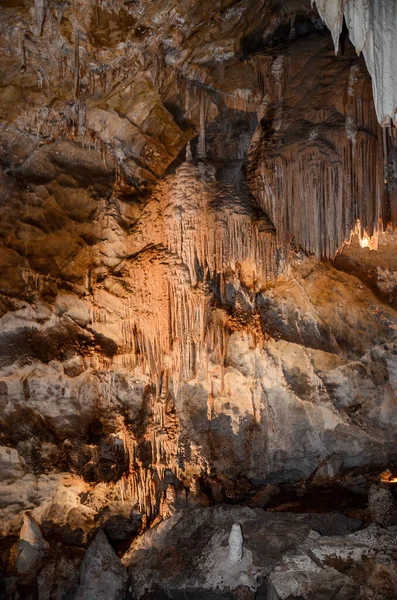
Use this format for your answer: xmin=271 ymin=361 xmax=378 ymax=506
xmin=1 ymin=0 xmax=397 ymax=597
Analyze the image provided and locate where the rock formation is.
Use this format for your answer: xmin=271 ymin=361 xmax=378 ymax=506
xmin=229 ymin=523 xmax=244 ymax=564
xmin=74 ymin=529 xmax=128 ymax=600
xmin=1 ymin=0 xmax=397 ymax=598
xmin=313 ymin=0 xmax=397 ymax=126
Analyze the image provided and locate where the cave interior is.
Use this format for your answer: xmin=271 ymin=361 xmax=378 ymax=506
xmin=1 ymin=1 xmax=397 ymax=599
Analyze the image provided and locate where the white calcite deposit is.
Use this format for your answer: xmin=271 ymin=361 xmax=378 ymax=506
xmin=314 ymin=0 xmax=397 ymax=125
xmin=229 ymin=523 xmax=244 ymax=564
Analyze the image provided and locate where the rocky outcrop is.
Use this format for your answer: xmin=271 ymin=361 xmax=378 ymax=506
xmin=267 ymin=524 xmax=397 ymax=599
xmin=75 ymin=529 xmax=128 ymax=600
xmin=123 ymin=505 xmax=397 ymax=599
xmin=124 ymin=505 xmax=361 ymax=598
xmin=11 ymin=513 xmax=49 ymax=582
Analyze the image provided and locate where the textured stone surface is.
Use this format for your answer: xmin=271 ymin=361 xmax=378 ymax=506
xmin=75 ymin=529 xmax=128 ymax=600
xmin=124 ymin=505 xmax=361 ymax=598
xmin=267 ymin=524 xmax=397 ymax=599
xmin=368 ymin=483 xmax=397 ymax=528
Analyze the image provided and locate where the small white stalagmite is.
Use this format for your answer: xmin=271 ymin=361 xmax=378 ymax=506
xmin=229 ymin=523 xmax=243 ymax=564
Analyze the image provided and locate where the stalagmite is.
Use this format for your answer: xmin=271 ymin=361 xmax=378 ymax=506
xmin=228 ymin=523 xmax=243 ymax=564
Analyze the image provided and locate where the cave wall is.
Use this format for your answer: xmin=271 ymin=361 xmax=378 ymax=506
xmin=1 ymin=0 xmax=397 ymax=596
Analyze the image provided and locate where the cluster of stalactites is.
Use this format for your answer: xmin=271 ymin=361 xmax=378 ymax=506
xmin=160 ymin=161 xmax=277 ymax=289
xmin=248 ymin=46 xmax=389 ymax=259
xmin=313 ymin=0 xmax=397 ymax=127
xmin=252 ymin=127 xmax=384 ymax=259
xmin=107 ymin=159 xmax=277 ymax=393
xmin=158 ymin=161 xmax=277 ymax=389
xmin=112 ymin=399 xmax=188 ymax=522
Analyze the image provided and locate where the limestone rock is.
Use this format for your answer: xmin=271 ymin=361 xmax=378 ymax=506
xmin=37 ymin=545 xmax=82 ymax=600
xmin=368 ymin=483 xmax=397 ymax=527
xmin=312 ymin=453 xmax=344 ymax=484
xmin=245 ymin=486 xmax=280 ymax=509
xmin=232 ymin=586 xmax=255 ymax=600
xmin=75 ymin=529 xmax=128 ymax=600
xmin=267 ymin=553 xmax=355 ymax=599
xmin=12 ymin=513 xmax=49 ymax=580
xmin=267 ymin=523 xmax=397 ymax=599
xmin=0 ymin=446 xmax=26 ymax=482
xmin=124 ymin=506 xmax=361 ymax=598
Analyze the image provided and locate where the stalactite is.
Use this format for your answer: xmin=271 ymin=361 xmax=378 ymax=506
xmin=314 ymin=0 xmax=397 ymax=126
xmin=197 ymin=90 xmax=207 ymax=160
xmin=35 ymin=0 xmax=46 ymax=36
xmin=248 ymin=51 xmax=386 ymax=258
xmin=74 ymin=30 xmax=80 ymax=99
